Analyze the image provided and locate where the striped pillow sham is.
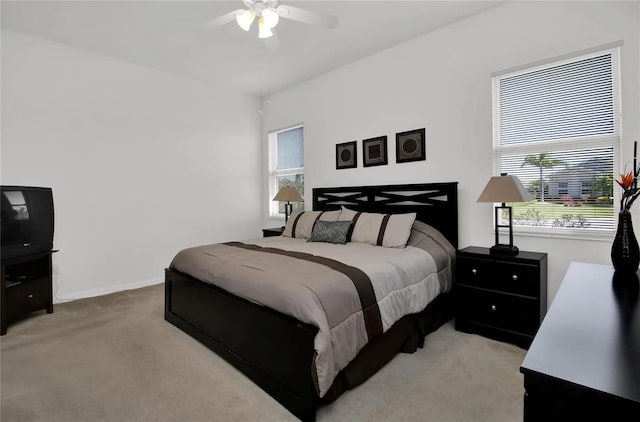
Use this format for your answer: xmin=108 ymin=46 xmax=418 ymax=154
xmin=282 ymin=210 xmax=341 ymax=239
xmin=338 ymin=206 xmax=417 ymax=248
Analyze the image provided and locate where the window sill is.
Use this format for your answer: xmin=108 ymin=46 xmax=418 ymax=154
xmin=514 ymin=226 xmax=614 ymax=242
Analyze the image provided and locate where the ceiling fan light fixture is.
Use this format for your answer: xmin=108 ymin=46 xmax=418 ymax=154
xmin=236 ymin=9 xmax=255 ymax=31
xmin=261 ymin=8 xmax=280 ymax=29
xmin=206 ymin=0 xmax=338 ymax=39
xmin=258 ymin=17 xmax=274 ymax=38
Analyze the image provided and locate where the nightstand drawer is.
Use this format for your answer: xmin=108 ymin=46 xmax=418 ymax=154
xmin=457 ymin=256 xmax=539 ymax=297
xmin=457 ymin=287 xmax=539 ymax=335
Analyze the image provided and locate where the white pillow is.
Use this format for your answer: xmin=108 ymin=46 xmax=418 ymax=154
xmin=338 ymin=206 xmax=416 ymax=248
xmin=282 ymin=210 xmax=341 ymax=239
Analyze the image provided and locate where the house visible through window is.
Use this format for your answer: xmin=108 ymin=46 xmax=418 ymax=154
xmin=492 ymin=45 xmax=621 ymax=233
xmin=268 ymin=125 xmax=304 ymax=219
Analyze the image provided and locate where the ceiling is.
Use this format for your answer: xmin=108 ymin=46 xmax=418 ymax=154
xmin=1 ymin=0 xmax=506 ymax=96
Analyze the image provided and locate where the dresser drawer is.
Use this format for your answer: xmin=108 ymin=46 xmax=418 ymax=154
xmin=457 ymin=256 xmax=539 ymax=297
xmin=5 ymin=277 xmax=50 ymax=318
xmin=457 ymin=286 xmax=539 ymax=335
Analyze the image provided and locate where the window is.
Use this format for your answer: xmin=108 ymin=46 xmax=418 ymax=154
xmin=558 ymin=182 xmax=569 ymax=196
xmin=492 ymin=46 xmax=621 ymax=233
xmin=268 ymin=125 xmax=304 ymax=218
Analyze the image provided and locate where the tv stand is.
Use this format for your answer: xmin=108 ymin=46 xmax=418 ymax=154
xmin=1 ymin=250 xmax=56 ymax=335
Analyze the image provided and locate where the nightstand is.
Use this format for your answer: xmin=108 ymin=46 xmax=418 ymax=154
xmin=262 ymin=227 xmax=284 ymax=237
xmin=455 ymin=246 xmax=547 ymax=349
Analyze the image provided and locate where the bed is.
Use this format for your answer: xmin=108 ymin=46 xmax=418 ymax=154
xmin=164 ymin=182 xmax=458 ymax=421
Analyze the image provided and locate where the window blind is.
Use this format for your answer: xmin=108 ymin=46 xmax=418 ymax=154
xmin=276 ymin=127 xmax=304 ymax=170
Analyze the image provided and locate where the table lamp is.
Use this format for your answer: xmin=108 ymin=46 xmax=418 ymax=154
xmin=477 ymin=173 xmax=531 ymax=256
xmin=272 ymin=187 xmax=304 ymax=225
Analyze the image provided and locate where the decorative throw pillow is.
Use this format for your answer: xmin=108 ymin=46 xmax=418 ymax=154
xmin=338 ymin=206 xmax=416 ymax=248
xmin=282 ymin=210 xmax=341 ymax=239
xmin=308 ymin=221 xmax=352 ymax=245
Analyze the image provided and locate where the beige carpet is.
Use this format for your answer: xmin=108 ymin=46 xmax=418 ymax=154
xmin=1 ymin=284 xmax=526 ymax=422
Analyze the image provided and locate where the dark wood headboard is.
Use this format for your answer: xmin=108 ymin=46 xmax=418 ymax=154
xmin=312 ymin=182 xmax=458 ymax=249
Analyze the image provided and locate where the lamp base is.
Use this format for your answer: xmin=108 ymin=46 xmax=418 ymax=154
xmin=490 ymin=244 xmax=519 ymax=256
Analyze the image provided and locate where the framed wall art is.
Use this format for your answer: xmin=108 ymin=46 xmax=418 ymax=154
xmin=336 ymin=141 xmax=357 ymax=169
xmin=362 ymin=136 xmax=388 ymax=167
xmin=396 ymin=128 xmax=426 ymax=163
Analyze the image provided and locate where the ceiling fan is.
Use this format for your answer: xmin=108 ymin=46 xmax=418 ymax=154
xmin=204 ymin=0 xmax=339 ymax=39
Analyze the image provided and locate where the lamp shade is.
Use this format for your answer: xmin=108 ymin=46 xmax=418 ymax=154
xmin=236 ymin=9 xmax=255 ymax=31
xmin=258 ymin=17 xmax=274 ymax=38
xmin=273 ymin=187 xmax=303 ymax=202
xmin=261 ymin=8 xmax=280 ymax=29
xmin=477 ymin=174 xmax=531 ymax=203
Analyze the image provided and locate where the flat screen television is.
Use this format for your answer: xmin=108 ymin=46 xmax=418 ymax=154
xmin=1 ymin=186 xmax=54 ymax=261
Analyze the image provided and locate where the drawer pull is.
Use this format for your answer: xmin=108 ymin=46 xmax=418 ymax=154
xmin=27 ymin=294 xmax=34 ymax=299
xmin=512 ymin=274 xmax=519 ymax=281
xmin=491 ymin=305 xmax=497 ymax=312
xmin=471 ymin=268 xmax=478 ymax=275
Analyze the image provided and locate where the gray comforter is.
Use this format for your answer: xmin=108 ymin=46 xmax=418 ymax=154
xmin=170 ymin=221 xmax=455 ymax=397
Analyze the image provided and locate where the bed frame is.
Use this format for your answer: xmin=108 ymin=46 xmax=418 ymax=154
xmin=165 ymin=182 xmax=458 ymax=421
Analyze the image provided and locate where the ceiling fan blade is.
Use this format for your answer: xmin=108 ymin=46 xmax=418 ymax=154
xmin=275 ymin=4 xmax=338 ymax=29
xmin=203 ymin=9 xmax=244 ymax=29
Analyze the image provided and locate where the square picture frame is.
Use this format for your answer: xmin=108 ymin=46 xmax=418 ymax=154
xmin=336 ymin=141 xmax=357 ymax=169
xmin=362 ymin=136 xmax=388 ymax=167
xmin=396 ymin=128 xmax=426 ymax=163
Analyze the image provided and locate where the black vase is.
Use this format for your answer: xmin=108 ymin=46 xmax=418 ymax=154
xmin=611 ymin=211 xmax=640 ymax=273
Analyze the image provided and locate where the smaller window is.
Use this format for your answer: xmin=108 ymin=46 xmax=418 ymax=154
xmin=268 ymin=126 xmax=304 ymax=219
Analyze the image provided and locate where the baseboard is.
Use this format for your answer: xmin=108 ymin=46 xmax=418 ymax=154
xmin=54 ymin=277 xmax=163 ymax=303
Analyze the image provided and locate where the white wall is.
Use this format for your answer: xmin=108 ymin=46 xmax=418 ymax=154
xmin=262 ymin=1 xmax=640 ymax=305
xmin=1 ymin=30 xmax=262 ymax=301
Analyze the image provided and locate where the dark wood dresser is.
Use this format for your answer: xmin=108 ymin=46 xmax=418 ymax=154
xmin=455 ymin=246 xmax=547 ymax=348
xmin=520 ymin=262 xmax=640 ymax=421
